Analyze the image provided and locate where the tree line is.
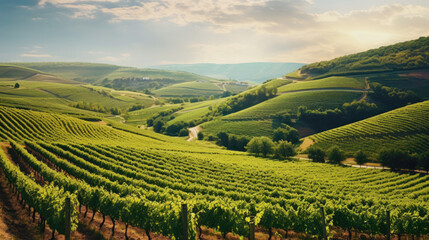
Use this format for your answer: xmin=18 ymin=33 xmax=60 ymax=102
xmin=307 ymin=145 xmax=429 ymax=172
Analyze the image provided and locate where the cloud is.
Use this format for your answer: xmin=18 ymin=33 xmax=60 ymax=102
xmin=32 ymin=17 xmax=44 ymax=21
xmin=30 ymin=0 xmax=429 ymax=63
xmin=38 ymin=0 xmax=120 ymax=5
xmin=20 ymin=53 xmax=54 ymax=58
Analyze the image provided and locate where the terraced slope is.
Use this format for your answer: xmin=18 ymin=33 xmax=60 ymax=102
xmin=310 ymin=100 xmax=429 ymax=154
xmin=0 ymin=106 xmax=164 ymax=144
xmin=223 ymin=91 xmax=362 ymax=120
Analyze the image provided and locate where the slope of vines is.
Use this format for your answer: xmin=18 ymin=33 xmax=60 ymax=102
xmin=310 ymin=100 xmax=429 ymax=154
xmin=0 ymin=105 xmax=428 ymax=238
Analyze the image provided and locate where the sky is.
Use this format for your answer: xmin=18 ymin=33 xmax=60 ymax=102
xmin=1 ymin=0 xmax=429 ymax=67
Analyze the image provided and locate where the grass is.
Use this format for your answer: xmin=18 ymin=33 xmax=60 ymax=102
xmin=310 ymin=100 xmax=429 ymax=154
xmin=277 ymin=76 xmax=366 ymax=92
xmin=223 ymin=91 xmax=363 ymax=120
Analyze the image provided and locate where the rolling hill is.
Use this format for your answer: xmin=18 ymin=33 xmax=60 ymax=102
xmin=309 ymin=100 xmax=429 ymax=154
xmin=152 ymin=62 xmax=305 ymax=83
xmin=0 ymin=104 xmax=427 ymax=240
xmin=298 ymin=36 xmax=429 ymax=78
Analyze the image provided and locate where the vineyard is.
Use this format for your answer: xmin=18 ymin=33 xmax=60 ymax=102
xmin=310 ymin=100 xmax=429 ymax=154
xmin=0 ymin=105 xmax=428 ymax=239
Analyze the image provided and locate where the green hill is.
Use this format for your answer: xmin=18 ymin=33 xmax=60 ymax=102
xmin=0 ymin=79 xmax=153 ymax=116
xmin=299 ymin=36 xmax=429 ymax=78
xmin=310 ymin=100 xmax=429 ymax=154
xmin=8 ymin=62 xmax=219 ymax=84
xmin=0 ymin=64 xmax=42 ymax=80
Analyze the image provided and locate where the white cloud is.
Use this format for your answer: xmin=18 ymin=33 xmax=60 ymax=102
xmin=38 ymin=0 xmax=120 ymax=5
xmin=32 ymin=17 xmax=44 ymax=21
xmin=20 ymin=53 xmax=54 ymax=58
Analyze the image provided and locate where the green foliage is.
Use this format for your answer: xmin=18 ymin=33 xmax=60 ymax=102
xmin=418 ymin=151 xmax=429 ymax=172
xmin=371 ymin=82 xmax=421 ymax=107
xmin=0 ymin=105 xmax=428 ymax=239
xmin=327 ymin=146 xmax=346 ymax=164
xmin=246 ymin=136 xmax=275 ymax=157
xmin=274 ymin=141 xmax=296 ymax=159
xmin=272 ymin=126 xmax=299 ymax=144
xmin=211 ymin=85 xmax=278 ymax=116
xmin=378 ymin=149 xmax=418 ymax=170
xmin=354 ymin=150 xmax=368 ymax=166
xmin=311 ymin=100 xmax=429 ymax=155
xmin=300 ymin=36 xmax=429 ymax=77
xmin=197 ymin=131 xmax=204 ymax=140
xmin=308 ymin=147 xmax=326 ymax=163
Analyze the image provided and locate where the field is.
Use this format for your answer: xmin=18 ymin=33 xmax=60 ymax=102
xmin=277 ymin=76 xmax=366 ymax=92
xmin=0 ymin=105 xmax=428 ymax=239
xmin=7 ymin=62 xmax=217 ymax=84
xmin=223 ymin=91 xmax=363 ymax=120
xmin=153 ymin=81 xmax=224 ymax=97
xmin=0 ymin=80 xmax=153 ymax=115
xmin=201 ymin=119 xmax=275 ymax=138
xmin=310 ymin=100 xmax=429 ymax=154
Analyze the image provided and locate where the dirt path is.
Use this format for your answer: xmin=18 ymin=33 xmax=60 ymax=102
xmin=299 ymin=138 xmax=314 ymax=151
xmin=359 ymin=77 xmax=370 ymax=101
xmin=188 ymin=126 xmax=201 ymax=141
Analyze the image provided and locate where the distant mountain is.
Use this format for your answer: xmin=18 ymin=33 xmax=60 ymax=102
xmin=151 ymin=62 xmax=305 ymax=84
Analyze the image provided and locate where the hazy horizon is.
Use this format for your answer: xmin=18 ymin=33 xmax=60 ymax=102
xmin=1 ymin=0 xmax=429 ymax=68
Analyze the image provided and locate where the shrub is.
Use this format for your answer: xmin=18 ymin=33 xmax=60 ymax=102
xmin=418 ymin=151 xmax=429 ymax=172
xmin=354 ymin=150 xmax=368 ymax=166
xmin=197 ymin=131 xmax=204 ymax=140
xmin=246 ymin=137 xmax=275 ymax=157
xmin=308 ymin=147 xmax=325 ymax=163
xmin=275 ymin=141 xmax=296 ymax=159
xmin=328 ymin=146 xmax=346 ymax=164
xmin=179 ymin=128 xmax=189 ymax=137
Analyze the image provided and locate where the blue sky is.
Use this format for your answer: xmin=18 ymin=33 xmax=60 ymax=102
xmin=1 ymin=0 xmax=429 ymax=67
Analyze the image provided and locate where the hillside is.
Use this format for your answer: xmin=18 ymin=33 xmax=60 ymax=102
xmin=0 ymin=105 xmax=427 ymax=239
xmin=310 ymin=100 xmax=429 ymax=154
xmin=152 ymin=62 xmax=305 ymax=83
xmin=7 ymin=62 xmax=217 ymax=83
xmin=299 ymin=36 xmax=429 ymax=78
xmin=0 ymin=79 xmax=153 ymax=116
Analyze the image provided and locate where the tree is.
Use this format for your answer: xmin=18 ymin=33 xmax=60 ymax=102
xmin=246 ymin=138 xmax=261 ymax=156
xmin=354 ymin=150 xmax=368 ymax=167
xmin=328 ymin=146 xmax=345 ymax=164
xmin=14 ymin=83 xmax=20 ymax=88
xmin=418 ymin=151 xmax=429 ymax=173
xmin=259 ymin=137 xmax=275 ymax=157
xmin=378 ymin=148 xmax=410 ymax=170
xmin=275 ymin=141 xmax=296 ymax=159
xmin=217 ymin=132 xmax=229 ymax=147
xmin=197 ymin=131 xmax=204 ymax=140
xmin=308 ymin=147 xmax=325 ymax=163
xmin=179 ymin=128 xmax=188 ymax=137
xmin=246 ymin=137 xmax=275 ymax=157
xmin=152 ymin=119 xmax=165 ymax=133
